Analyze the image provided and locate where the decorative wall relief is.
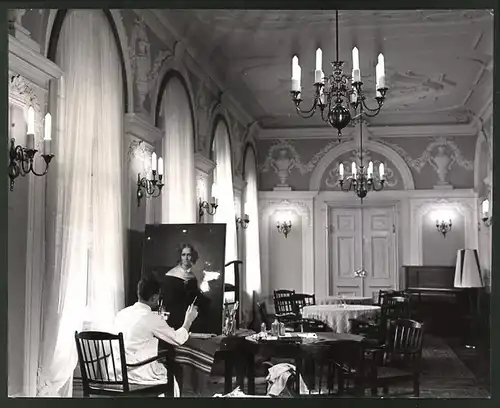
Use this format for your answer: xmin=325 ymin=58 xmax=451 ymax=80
xmin=259 ymin=141 xmax=311 ymax=187
xmin=376 ymin=137 xmax=473 ymax=188
xmin=430 ymin=146 xmax=453 ymax=186
xmin=9 ymin=73 xmax=45 ymax=150
xmin=194 ymin=83 xmax=211 ymax=152
xmin=129 ymin=17 xmax=151 ymax=112
xmin=127 ymin=139 xmax=153 ymax=177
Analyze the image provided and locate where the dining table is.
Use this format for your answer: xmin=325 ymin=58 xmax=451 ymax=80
xmin=301 ymin=304 xmax=381 ymax=333
xmin=316 ymin=295 xmax=374 ymax=305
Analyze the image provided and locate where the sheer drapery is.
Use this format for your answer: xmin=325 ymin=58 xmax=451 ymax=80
xmin=161 ymin=77 xmax=196 ymax=223
xmin=37 ymin=10 xmax=124 ymax=397
xmin=243 ymin=148 xmax=262 ymax=298
xmin=212 ymin=121 xmax=238 ymax=285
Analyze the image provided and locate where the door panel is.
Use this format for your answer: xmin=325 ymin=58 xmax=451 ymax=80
xmin=329 ymin=206 xmax=397 ymax=299
xmin=329 ymin=208 xmax=362 ymax=296
xmin=363 ymin=207 xmax=396 ymax=300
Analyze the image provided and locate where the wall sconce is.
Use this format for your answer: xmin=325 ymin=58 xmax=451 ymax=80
xmin=480 ymin=198 xmax=492 ymax=227
xmin=137 ymin=152 xmax=163 ymax=207
xmin=8 ymin=107 xmax=54 ymax=191
xmin=198 ymin=196 xmax=218 ymax=221
xmin=276 ymin=220 xmax=292 ymax=238
xmin=436 ymin=218 xmax=452 ymax=237
xmin=236 ymin=214 xmax=250 ymax=230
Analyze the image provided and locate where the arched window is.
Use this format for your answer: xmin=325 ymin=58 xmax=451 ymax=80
xmin=158 ymin=73 xmax=196 ymax=223
xmin=38 ymin=9 xmax=125 ymax=397
xmin=211 ymin=118 xmax=238 ymax=285
xmin=243 ymin=145 xmax=262 ymax=298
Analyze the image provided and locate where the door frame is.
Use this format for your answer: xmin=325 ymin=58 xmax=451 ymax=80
xmin=326 ymin=201 xmax=401 ymax=297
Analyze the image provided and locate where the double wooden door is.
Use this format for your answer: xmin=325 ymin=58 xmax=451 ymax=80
xmin=329 ymin=206 xmax=398 ymax=300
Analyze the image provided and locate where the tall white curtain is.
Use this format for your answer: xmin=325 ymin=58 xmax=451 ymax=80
xmin=212 ymin=120 xmax=238 ymax=285
xmin=37 ymin=10 xmax=124 ymax=397
xmin=161 ymin=77 xmax=196 ymax=223
xmin=243 ymin=147 xmax=262 ymax=298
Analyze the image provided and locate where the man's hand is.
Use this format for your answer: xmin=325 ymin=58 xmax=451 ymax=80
xmin=183 ymin=304 xmax=199 ymax=329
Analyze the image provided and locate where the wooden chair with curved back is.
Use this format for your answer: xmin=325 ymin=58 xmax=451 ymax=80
xmin=75 ymin=331 xmax=175 ymax=397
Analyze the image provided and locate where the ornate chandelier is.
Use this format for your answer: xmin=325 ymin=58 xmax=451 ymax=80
xmin=338 ymin=120 xmax=385 ymax=199
xmin=290 ymin=10 xmax=388 ymax=137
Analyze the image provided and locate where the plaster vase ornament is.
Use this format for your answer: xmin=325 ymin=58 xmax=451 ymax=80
xmin=270 ymin=148 xmax=295 ymax=187
xmin=129 ymin=17 xmax=151 ymax=112
xmin=430 ymin=145 xmax=455 ymax=187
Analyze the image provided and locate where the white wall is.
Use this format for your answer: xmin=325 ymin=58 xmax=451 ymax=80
xmin=259 ymin=189 xmax=478 ymax=305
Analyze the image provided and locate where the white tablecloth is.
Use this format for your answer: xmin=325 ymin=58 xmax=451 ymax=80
xmin=301 ymin=305 xmax=380 ymax=334
xmin=316 ymin=296 xmax=373 ymax=305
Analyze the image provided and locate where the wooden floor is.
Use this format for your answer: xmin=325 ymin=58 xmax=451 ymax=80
xmin=72 ymin=335 xmax=490 ymax=398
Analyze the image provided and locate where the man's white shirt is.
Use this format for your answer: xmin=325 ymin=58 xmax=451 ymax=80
xmin=111 ymin=302 xmax=189 ymax=391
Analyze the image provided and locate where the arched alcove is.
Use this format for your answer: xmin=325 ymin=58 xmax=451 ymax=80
xmin=45 ymin=9 xmax=131 ymax=113
xmin=158 ymin=73 xmax=196 ymax=223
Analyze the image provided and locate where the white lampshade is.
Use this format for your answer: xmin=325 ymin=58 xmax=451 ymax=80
xmin=454 ymin=249 xmax=484 ymax=288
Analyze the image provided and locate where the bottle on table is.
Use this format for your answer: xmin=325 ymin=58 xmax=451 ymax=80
xmin=271 ymin=318 xmax=280 ymax=336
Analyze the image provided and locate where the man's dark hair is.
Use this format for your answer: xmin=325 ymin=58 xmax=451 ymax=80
xmin=137 ymin=276 xmax=160 ymax=301
xmin=176 ymin=243 xmax=199 ymax=265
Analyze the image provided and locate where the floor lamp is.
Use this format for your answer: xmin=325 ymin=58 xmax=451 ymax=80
xmin=454 ymin=249 xmax=484 ymax=349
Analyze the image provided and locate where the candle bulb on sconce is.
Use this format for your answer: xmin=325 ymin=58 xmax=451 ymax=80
xmin=8 ymin=106 xmax=55 ymax=191
xmin=43 ymin=113 xmax=51 ymax=155
xmin=136 ymin=152 xmax=164 ymax=207
xmin=481 ymin=198 xmax=492 ymax=227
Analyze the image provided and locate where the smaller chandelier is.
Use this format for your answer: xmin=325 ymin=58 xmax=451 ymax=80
xmin=339 ymin=160 xmax=385 ymax=199
xmin=136 ymin=152 xmax=164 ymax=207
xmin=8 ymin=107 xmax=54 ymax=191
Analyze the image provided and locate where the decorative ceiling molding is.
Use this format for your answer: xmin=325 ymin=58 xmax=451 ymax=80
xmin=151 ymin=9 xmax=256 ymax=128
xmin=257 ymin=122 xmax=478 ymax=140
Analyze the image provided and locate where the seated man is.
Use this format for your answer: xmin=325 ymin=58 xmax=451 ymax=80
xmin=112 ymin=276 xmax=198 ymax=397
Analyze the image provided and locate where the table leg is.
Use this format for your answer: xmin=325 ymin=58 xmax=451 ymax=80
xmin=224 ymin=357 xmax=233 ymax=394
xmin=247 ymin=352 xmax=255 ymax=395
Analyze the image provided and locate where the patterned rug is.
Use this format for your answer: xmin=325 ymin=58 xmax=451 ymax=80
xmin=72 ymin=335 xmax=490 ymax=398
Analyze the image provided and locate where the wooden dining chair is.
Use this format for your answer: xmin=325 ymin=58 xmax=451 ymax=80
xmin=293 ymin=293 xmax=316 ymax=311
xmin=372 ymin=318 xmax=425 ymax=397
xmin=273 ymin=289 xmax=296 ymax=299
xmin=297 ymin=340 xmax=372 ymax=396
xmin=75 ymin=331 xmax=175 ymax=397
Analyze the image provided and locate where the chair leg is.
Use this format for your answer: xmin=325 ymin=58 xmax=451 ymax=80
xmin=413 ymin=376 xmax=420 ymax=397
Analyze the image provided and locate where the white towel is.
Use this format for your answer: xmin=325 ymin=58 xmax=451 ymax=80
xmin=266 ymin=363 xmax=309 ymax=396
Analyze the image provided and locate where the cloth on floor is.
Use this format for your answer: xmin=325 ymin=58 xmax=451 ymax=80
xmin=213 ymin=386 xmax=248 ymax=398
xmin=266 ymin=363 xmax=309 ymax=397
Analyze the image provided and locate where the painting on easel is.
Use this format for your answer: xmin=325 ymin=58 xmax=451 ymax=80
xmin=142 ymin=223 xmax=226 ymax=335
